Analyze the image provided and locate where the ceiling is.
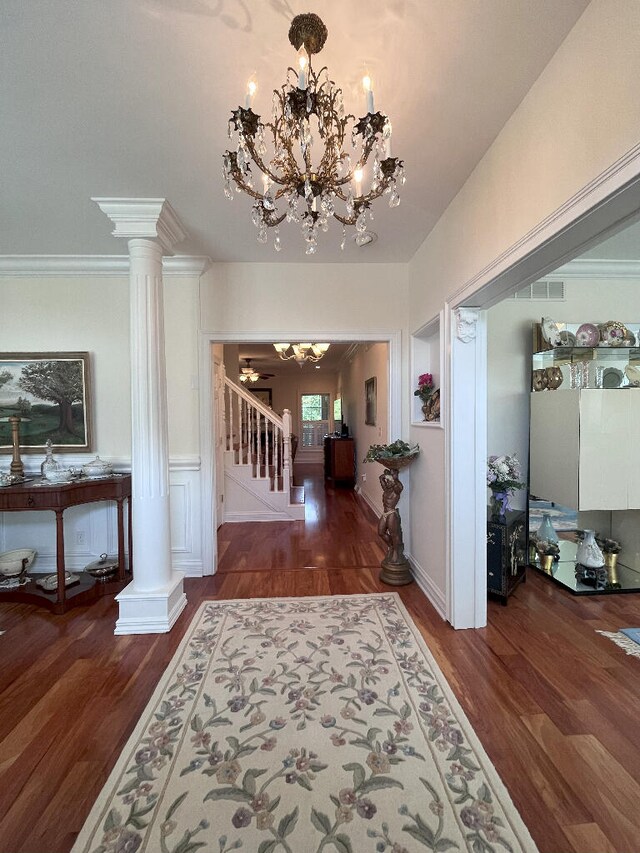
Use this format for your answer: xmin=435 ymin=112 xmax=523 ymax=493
xmin=237 ymin=342 xmax=356 ymax=381
xmin=1 ymin=0 xmax=591 ymax=263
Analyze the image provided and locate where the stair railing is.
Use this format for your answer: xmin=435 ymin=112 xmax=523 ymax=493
xmin=221 ymin=367 xmax=292 ymax=495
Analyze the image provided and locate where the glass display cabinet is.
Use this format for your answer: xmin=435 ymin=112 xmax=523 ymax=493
xmin=528 ymin=321 xmax=640 ymax=594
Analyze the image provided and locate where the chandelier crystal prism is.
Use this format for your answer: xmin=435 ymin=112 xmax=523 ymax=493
xmin=222 ymin=12 xmax=405 ymax=254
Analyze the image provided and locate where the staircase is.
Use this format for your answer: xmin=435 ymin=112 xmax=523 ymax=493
xmin=219 ymin=370 xmax=305 ymax=521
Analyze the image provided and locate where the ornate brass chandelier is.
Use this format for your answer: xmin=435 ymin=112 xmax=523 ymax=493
xmin=222 ymin=13 xmax=405 ymax=254
xmin=274 ymin=342 xmax=329 ymax=365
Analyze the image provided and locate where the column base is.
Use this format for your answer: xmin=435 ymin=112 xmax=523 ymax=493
xmin=114 ymin=572 xmax=187 ymax=635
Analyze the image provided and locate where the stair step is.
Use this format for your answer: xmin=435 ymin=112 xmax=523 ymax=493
xmin=290 ymin=485 xmax=305 ymax=505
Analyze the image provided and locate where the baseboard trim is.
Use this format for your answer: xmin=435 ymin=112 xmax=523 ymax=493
xmin=355 ymin=487 xmax=381 ymax=519
xmin=173 ymin=559 xmax=204 ymax=577
xmin=223 ymin=511 xmax=302 ymax=523
xmin=407 ymin=553 xmax=447 ymax=620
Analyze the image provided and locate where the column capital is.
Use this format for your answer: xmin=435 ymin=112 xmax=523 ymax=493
xmin=92 ymin=198 xmax=186 ymax=254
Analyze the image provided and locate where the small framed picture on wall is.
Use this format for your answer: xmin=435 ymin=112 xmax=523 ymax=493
xmin=365 ymin=376 xmax=377 ymax=426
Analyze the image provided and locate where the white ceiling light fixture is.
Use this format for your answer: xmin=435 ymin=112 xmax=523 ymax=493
xmin=239 ymin=357 xmax=274 ymax=383
xmin=274 ymin=342 xmax=330 ymax=366
xmin=222 ymin=13 xmax=405 ymax=255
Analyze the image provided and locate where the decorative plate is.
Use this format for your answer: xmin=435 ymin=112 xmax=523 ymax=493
xmin=36 ymin=571 xmax=81 ymax=592
xmin=541 ymin=317 xmax=563 ymax=347
xmin=556 ymin=330 xmax=576 ymax=346
xmin=602 ymin=367 xmax=623 ymax=388
xmin=625 ymin=365 xmax=640 ymax=386
xmin=602 ymin=321 xmax=627 ymax=347
xmin=575 ymin=323 xmax=599 ymax=347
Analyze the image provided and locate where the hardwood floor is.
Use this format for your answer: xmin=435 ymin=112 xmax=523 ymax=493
xmin=1 ymin=463 xmax=640 ymax=852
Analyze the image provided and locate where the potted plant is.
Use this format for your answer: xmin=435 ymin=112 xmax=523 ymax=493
xmin=414 ymin=373 xmax=439 ymax=421
xmin=363 ymin=439 xmax=420 ymax=470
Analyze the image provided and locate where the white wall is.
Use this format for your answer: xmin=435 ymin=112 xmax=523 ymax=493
xmin=341 ymin=343 xmax=390 ymax=514
xmin=200 ymin=263 xmax=409 ymax=337
xmin=407 ymin=0 xmax=640 ymax=611
xmin=0 ymin=272 xmax=204 ymax=575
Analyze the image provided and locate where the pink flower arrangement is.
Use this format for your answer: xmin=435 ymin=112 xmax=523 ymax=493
xmin=414 ymin=373 xmax=435 ymax=403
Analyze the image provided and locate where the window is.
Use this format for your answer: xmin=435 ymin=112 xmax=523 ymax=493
xmin=301 ymin=393 xmax=330 ymax=447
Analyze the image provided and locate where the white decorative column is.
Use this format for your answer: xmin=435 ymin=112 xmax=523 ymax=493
xmin=93 ymin=198 xmax=188 ymax=634
xmin=447 ymin=306 xmax=487 ymax=629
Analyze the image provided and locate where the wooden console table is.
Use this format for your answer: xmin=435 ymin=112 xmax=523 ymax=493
xmin=0 ymin=474 xmax=132 ymax=613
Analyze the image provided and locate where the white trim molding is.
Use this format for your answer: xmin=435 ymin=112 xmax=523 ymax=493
xmin=0 ymin=255 xmax=211 ymax=277
xmin=450 ymin=141 xmax=640 ymax=309
xmin=552 ymin=258 xmax=640 ymax=279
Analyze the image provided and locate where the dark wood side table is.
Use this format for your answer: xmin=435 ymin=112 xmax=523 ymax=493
xmin=0 ymin=474 xmax=132 ymax=614
xmin=323 ymin=436 xmax=355 ymax=486
xmin=487 ymin=508 xmax=527 ymax=604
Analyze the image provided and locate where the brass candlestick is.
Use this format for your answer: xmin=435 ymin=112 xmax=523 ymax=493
xmin=9 ymin=416 xmax=24 ymax=478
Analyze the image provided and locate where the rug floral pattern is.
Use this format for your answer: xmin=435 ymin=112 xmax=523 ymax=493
xmin=73 ymin=595 xmax=536 ymax=853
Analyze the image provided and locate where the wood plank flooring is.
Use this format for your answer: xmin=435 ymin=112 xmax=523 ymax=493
xmin=1 ymin=464 xmax=640 ymax=852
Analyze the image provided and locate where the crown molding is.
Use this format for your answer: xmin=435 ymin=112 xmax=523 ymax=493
xmin=92 ymin=198 xmax=186 ymax=252
xmin=551 ymin=258 xmax=640 ymax=279
xmin=0 ymin=255 xmax=211 ymax=277
xmin=450 ymin=140 xmax=640 ymax=307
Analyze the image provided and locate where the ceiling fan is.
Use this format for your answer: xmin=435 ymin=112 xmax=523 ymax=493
xmin=239 ymin=358 xmax=275 ymax=384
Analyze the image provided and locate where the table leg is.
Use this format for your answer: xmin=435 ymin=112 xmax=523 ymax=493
xmin=55 ymin=509 xmax=66 ymax=609
xmin=116 ymin=498 xmax=125 ymax=581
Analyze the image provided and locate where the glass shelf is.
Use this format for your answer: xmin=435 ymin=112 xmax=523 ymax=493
xmin=532 ymin=346 xmax=640 ymax=390
xmin=532 ymin=538 xmax=640 ymax=594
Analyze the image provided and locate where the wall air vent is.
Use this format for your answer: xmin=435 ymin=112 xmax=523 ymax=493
xmin=511 ymin=280 xmax=565 ymax=300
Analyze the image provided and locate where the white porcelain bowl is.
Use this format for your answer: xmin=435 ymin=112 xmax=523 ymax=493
xmin=0 ymin=548 xmax=37 ymax=577
xmin=81 ymin=455 xmax=113 ymax=478
xmin=44 ymin=468 xmax=75 ymax=483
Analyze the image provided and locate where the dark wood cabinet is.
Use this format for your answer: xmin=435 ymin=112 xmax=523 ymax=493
xmin=487 ymin=509 xmax=527 ymax=604
xmin=324 ymin=436 xmax=355 ymax=485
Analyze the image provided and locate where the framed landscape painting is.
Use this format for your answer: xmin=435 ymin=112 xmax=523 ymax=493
xmin=0 ymin=352 xmax=92 ymax=452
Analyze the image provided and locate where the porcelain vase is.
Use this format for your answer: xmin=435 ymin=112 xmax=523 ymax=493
xmin=489 ymin=489 xmax=510 ymax=521
xmin=576 ymin=529 xmax=604 ymax=568
xmin=537 ymin=512 xmax=558 ymax=544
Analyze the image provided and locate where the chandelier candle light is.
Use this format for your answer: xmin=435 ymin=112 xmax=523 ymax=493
xmin=222 ymin=13 xmax=405 ymax=254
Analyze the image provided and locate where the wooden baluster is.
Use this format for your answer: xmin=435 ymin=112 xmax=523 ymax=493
xmin=282 ymin=408 xmax=292 ymax=496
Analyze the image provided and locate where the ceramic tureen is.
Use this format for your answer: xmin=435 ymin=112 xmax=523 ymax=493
xmin=81 ymin=455 xmax=113 ymax=478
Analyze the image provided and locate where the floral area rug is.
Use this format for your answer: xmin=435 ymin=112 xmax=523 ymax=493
xmin=597 ymin=628 xmax=640 ymax=658
xmin=72 ymin=594 xmax=537 ymax=853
